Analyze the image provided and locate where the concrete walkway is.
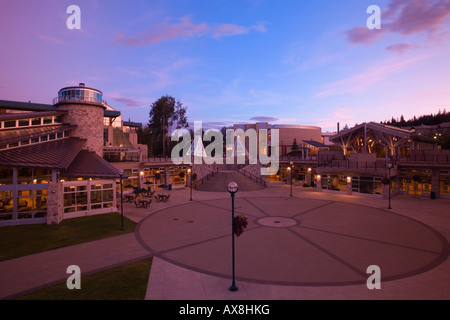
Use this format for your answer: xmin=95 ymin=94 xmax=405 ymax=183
xmin=1 ymin=185 xmax=450 ymax=300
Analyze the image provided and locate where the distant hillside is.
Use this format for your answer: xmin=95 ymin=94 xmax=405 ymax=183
xmin=382 ymin=109 xmax=450 ymax=127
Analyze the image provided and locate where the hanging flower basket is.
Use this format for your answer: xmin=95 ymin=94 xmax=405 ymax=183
xmin=234 ymin=215 xmax=248 ymax=237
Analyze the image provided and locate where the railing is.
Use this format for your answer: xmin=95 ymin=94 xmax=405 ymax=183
xmin=53 ymin=96 xmax=108 ymax=105
xmin=317 ymin=160 xmax=397 ymax=170
xmin=279 ymin=155 xmax=318 ymax=161
xmin=404 ymin=153 xmax=450 ymax=163
xmin=193 ymin=170 xmax=216 ymax=190
xmin=238 ymin=168 xmax=266 ymax=187
xmin=142 ymin=156 xmax=173 ymax=163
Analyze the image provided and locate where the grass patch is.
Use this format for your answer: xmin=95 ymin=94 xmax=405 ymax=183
xmin=0 ymin=212 xmax=137 ymax=261
xmin=14 ymin=258 xmax=153 ymax=300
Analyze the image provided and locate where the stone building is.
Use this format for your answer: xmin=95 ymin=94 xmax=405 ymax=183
xmin=0 ymin=84 xmax=122 ymax=226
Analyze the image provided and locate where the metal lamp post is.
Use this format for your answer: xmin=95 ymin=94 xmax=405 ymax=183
xmin=290 ymin=161 xmax=294 ymax=197
xmin=227 ymin=181 xmax=239 ymax=292
xmin=118 ymin=169 xmax=124 ymax=230
xmin=287 ymin=166 xmax=292 ymax=197
xmin=386 ymin=163 xmax=392 ymax=209
xmin=188 ymin=167 xmax=193 ymax=201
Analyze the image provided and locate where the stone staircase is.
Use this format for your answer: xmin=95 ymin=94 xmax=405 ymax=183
xmin=194 ymin=171 xmax=265 ymax=192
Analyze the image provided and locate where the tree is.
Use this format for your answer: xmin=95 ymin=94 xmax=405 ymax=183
xmin=291 ymin=138 xmax=299 ymax=151
xmin=149 ymin=95 xmax=189 ymax=156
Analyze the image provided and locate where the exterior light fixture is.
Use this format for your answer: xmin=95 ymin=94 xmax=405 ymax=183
xmin=386 ymin=163 xmax=393 ymax=210
xmin=118 ymin=169 xmax=125 ymax=230
xmin=188 ymin=168 xmax=192 ymax=201
xmin=227 ymin=181 xmax=239 ymax=292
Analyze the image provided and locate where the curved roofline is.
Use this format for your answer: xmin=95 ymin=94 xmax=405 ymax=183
xmin=58 ymin=85 xmax=103 ymax=95
xmin=271 ymin=124 xmax=321 ymax=130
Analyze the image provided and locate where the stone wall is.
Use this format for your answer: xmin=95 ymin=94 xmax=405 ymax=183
xmin=57 ymin=102 xmax=105 ymax=157
xmin=47 ymin=183 xmax=64 ymax=225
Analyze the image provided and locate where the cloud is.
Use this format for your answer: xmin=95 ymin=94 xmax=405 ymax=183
xmin=345 ymin=0 xmax=450 ymax=49
xmin=385 ymin=43 xmax=412 ymax=53
xmin=249 ymin=116 xmax=279 ymax=122
xmin=37 ymin=34 xmax=65 ymax=45
xmin=315 ymin=55 xmax=426 ymax=98
xmin=115 ymin=16 xmax=266 ymax=46
xmin=346 ymin=26 xmax=383 ymax=45
xmin=113 ymin=96 xmax=142 ymax=108
xmin=385 ymin=0 xmax=450 ymax=36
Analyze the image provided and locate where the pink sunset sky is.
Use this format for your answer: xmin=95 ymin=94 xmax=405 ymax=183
xmin=0 ymin=0 xmax=449 ymax=132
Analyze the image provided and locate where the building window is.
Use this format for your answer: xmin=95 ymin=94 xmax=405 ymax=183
xmin=19 ymin=119 xmax=30 ymax=127
xmin=4 ymin=120 xmax=15 ymax=128
xmin=0 ymin=190 xmax=13 ymax=221
xmin=43 ymin=117 xmax=53 ymax=125
xmin=31 ymin=118 xmax=41 ymax=126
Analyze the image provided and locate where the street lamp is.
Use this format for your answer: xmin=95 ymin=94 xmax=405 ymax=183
xmin=118 ymin=169 xmax=124 ymax=230
xmin=386 ymin=163 xmax=393 ymax=209
xmin=227 ymin=181 xmax=239 ymax=292
xmin=290 ymin=161 xmax=294 ymax=197
xmin=287 ymin=166 xmax=292 ymax=197
xmin=188 ymin=167 xmax=193 ymax=201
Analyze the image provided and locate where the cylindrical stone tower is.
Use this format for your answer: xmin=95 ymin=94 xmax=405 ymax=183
xmin=54 ymin=83 xmax=105 ymax=157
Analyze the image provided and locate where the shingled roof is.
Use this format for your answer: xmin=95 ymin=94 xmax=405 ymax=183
xmin=0 ymin=138 xmax=86 ymax=169
xmin=62 ymin=150 xmax=121 ymax=179
xmin=0 ymin=124 xmax=77 ymax=146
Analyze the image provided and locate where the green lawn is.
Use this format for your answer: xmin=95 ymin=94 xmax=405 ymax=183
xmin=15 ymin=258 xmax=153 ymax=300
xmin=1 ymin=213 xmax=154 ymax=300
xmin=0 ymin=212 xmax=137 ymax=261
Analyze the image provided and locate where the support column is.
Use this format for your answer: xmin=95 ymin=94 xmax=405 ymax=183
xmin=431 ymin=169 xmax=440 ymax=199
xmin=346 ymin=178 xmax=352 ymax=195
xmin=47 ymin=182 xmax=64 ymax=225
xmin=316 ymin=176 xmax=322 ymax=192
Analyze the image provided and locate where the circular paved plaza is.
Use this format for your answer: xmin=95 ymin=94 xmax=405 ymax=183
xmin=136 ymin=196 xmax=450 ymax=286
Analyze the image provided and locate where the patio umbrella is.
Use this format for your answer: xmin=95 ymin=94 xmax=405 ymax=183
xmin=125 ymin=184 xmax=136 ymax=189
xmin=144 ymin=181 xmax=152 ymax=185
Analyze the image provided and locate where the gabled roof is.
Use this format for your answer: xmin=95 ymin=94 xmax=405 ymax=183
xmin=303 ymin=140 xmax=328 ymax=148
xmin=62 ymin=150 xmax=121 ymax=179
xmin=123 ymin=121 xmax=142 ymax=127
xmin=0 ymin=137 xmax=86 ymax=169
xmin=331 ymin=122 xmax=413 ymax=142
xmin=0 ymin=100 xmax=120 ymax=118
xmin=0 ymin=100 xmax=56 ymax=112
xmin=0 ymin=111 xmax=67 ymax=121
xmin=0 ymin=124 xmax=77 ymax=145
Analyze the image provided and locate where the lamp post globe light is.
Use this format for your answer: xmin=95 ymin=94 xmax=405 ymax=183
xmin=227 ymin=181 xmax=239 ymax=292
xmin=118 ymin=169 xmax=124 ymax=230
xmin=386 ymin=163 xmax=393 ymax=209
xmin=188 ymin=167 xmax=193 ymax=201
xmin=288 ymin=162 xmax=293 ymax=197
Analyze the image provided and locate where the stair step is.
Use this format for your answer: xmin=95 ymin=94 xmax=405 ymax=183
xmin=194 ymin=171 xmax=265 ymax=192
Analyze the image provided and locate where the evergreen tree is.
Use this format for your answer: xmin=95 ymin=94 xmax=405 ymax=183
xmin=291 ymin=138 xmax=299 ymax=151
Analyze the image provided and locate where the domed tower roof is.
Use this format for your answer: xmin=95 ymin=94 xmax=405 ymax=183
xmin=53 ymin=83 xmax=106 ymax=108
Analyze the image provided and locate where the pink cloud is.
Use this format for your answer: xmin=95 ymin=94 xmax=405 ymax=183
xmin=346 ymin=26 xmax=383 ymax=45
xmin=115 ymin=16 xmax=266 ymax=46
xmin=113 ymin=96 xmax=142 ymax=107
xmin=37 ymin=34 xmax=65 ymax=45
xmin=345 ymin=0 xmax=450 ymax=49
xmin=315 ymin=55 xmax=426 ymax=98
xmin=386 ymin=0 xmax=450 ymax=35
xmin=385 ymin=43 xmax=412 ymax=53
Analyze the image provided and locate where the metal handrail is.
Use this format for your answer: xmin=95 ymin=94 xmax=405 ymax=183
xmin=53 ymin=96 xmax=108 ymax=105
xmin=238 ymin=168 xmax=266 ymax=187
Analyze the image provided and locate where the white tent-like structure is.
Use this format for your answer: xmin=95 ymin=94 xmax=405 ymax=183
xmin=186 ymin=135 xmax=207 ymax=158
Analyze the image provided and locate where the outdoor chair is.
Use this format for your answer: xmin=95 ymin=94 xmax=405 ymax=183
xmin=135 ymin=198 xmax=151 ymax=208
